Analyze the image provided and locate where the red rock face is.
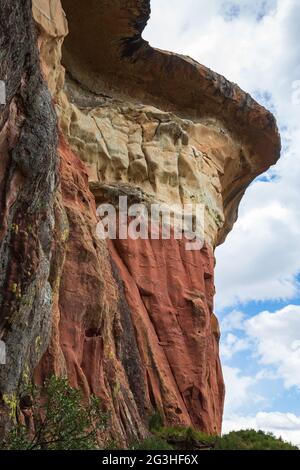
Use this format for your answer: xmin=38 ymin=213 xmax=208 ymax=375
xmin=109 ymin=233 xmax=224 ymax=434
xmin=34 ymin=138 xmax=223 ymax=442
xmin=35 ymin=137 xmax=148 ymax=443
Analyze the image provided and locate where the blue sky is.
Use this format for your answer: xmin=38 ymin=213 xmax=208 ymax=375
xmin=145 ymin=0 xmax=300 ymax=445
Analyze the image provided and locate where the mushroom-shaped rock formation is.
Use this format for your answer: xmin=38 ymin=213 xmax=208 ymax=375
xmin=0 ymin=0 xmax=280 ymax=445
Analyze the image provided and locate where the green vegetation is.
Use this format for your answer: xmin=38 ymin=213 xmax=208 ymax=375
xmin=214 ymin=429 xmax=298 ymax=450
xmin=148 ymin=410 xmax=164 ymax=432
xmin=136 ymin=428 xmax=298 ymax=451
xmin=139 ymin=413 xmax=298 ymax=450
xmin=155 ymin=425 xmax=216 ymax=449
xmin=2 ymin=376 xmax=107 ymax=450
xmin=2 ymin=390 xmax=298 ymax=451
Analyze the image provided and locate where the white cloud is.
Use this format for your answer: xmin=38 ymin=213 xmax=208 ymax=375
xmin=220 ymin=311 xmax=250 ymax=359
xmin=221 ymin=333 xmax=250 ymax=359
xmin=245 ymin=305 xmax=300 ymax=388
xmin=221 ymin=305 xmax=300 ymax=388
xmin=222 ymin=365 xmax=263 ymax=413
xmin=145 ymin=0 xmax=300 ymax=309
xmin=215 ymin=130 xmax=300 ymax=308
xmin=221 ymin=310 xmax=246 ymax=332
xmin=221 ymin=305 xmax=300 ymax=441
xmin=223 ymin=412 xmax=300 ymax=446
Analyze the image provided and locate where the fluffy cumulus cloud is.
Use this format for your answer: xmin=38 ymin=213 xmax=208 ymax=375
xmin=221 ymin=332 xmax=250 ymax=359
xmin=221 ymin=310 xmax=246 ymax=332
xmin=221 ymin=305 xmax=300 ymax=388
xmin=245 ymin=305 xmax=300 ymax=388
xmin=222 ymin=365 xmax=263 ymax=413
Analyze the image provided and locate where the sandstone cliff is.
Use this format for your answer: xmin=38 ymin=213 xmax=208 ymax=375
xmin=0 ymin=0 xmax=280 ymax=445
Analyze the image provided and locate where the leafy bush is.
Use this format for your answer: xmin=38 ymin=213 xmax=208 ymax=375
xmin=2 ymin=376 xmax=107 ymax=450
xmin=214 ymin=429 xmax=298 ymax=450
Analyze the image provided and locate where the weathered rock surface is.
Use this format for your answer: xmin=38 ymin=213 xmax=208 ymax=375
xmin=0 ymin=0 xmax=58 ymax=436
xmin=0 ymin=0 xmax=280 ymax=445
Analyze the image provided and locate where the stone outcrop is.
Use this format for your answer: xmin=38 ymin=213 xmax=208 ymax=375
xmin=0 ymin=0 xmax=280 ymax=445
xmin=0 ymin=0 xmax=59 ymax=437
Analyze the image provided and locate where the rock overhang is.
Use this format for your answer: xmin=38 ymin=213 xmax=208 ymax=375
xmin=60 ymin=0 xmax=281 ymax=245
xmin=61 ymin=0 xmax=280 ymax=164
